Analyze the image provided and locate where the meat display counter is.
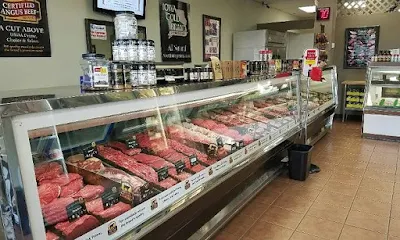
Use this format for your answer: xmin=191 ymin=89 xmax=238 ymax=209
xmin=0 ymin=69 xmax=336 ymax=240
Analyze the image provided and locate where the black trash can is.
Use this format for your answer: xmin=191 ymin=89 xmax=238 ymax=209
xmin=288 ymin=144 xmax=313 ymax=181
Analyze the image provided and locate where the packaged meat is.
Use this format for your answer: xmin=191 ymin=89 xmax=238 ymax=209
xmin=76 ymin=158 xmax=105 ymax=172
xmin=60 ymin=178 xmax=84 ymax=198
xmin=108 ymin=141 xmax=142 ymax=156
xmin=72 ymin=185 xmax=105 ymax=201
xmin=55 ymin=215 xmax=100 ymax=240
xmin=42 ymin=197 xmax=75 ymax=225
xmin=40 ymin=173 xmax=82 ymax=187
xmin=46 ymin=231 xmax=60 ymax=240
xmin=38 ymin=183 xmax=61 ymax=207
xmin=35 ymin=162 xmax=63 ymax=182
xmin=159 ymin=177 xmax=178 ymax=189
xmin=93 ymin=202 xmax=131 ymax=221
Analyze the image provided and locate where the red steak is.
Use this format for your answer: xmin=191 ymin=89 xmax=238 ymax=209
xmin=42 ymin=197 xmax=75 ymax=225
xmin=76 ymin=158 xmax=105 ymax=172
xmin=93 ymin=202 xmax=131 ymax=221
xmin=60 ymin=179 xmax=84 ymax=198
xmin=108 ymin=141 xmax=142 ymax=156
xmin=35 ymin=162 xmax=63 ymax=182
xmin=38 ymin=183 xmax=61 ymax=207
xmin=55 ymin=215 xmax=99 ymax=240
xmin=101 ymin=167 xmax=147 ymax=196
xmin=46 ymin=231 xmax=60 ymax=240
xmin=159 ymin=177 xmax=178 ymax=189
xmin=85 ymin=198 xmax=103 ymax=213
xmin=40 ymin=173 xmax=82 ymax=187
xmin=72 ymin=185 xmax=104 ymax=201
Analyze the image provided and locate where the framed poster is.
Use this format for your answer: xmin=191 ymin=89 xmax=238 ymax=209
xmin=0 ymin=0 xmax=51 ymax=57
xmin=344 ymin=26 xmax=380 ymax=69
xmin=159 ymin=0 xmax=191 ymax=62
xmin=203 ymin=15 xmax=221 ymax=62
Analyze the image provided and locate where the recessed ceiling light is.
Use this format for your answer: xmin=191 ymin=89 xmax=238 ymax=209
xmin=299 ymin=6 xmax=316 ymax=13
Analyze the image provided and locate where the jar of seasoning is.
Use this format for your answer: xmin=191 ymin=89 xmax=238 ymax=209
xmin=112 ymin=41 xmax=120 ymax=61
xmin=123 ymin=63 xmax=132 ymax=89
xmin=208 ymin=68 xmax=214 ymax=81
xmin=147 ymin=40 xmax=156 ymax=62
xmin=110 ymin=63 xmax=124 ymax=90
xmin=189 ymin=68 xmax=198 ymax=82
xmin=184 ymin=68 xmax=190 ymax=82
xmin=118 ymin=40 xmax=128 ymax=61
xmin=148 ymin=64 xmax=157 ymax=85
xmin=200 ymin=68 xmax=208 ymax=81
xmin=138 ymin=39 xmax=147 ymax=62
xmin=130 ymin=64 xmax=139 ymax=87
xmin=80 ymin=53 xmax=110 ymax=90
xmin=138 ymin=64 xmax=149 ymax=86
xmin=114 ymin=12 xmax=137 ymax=40
xmin=127 ymin=40 xmax=137 ymax=62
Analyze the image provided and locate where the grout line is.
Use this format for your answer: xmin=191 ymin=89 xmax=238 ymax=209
xmin=387 ymin=154 xmax=399 ymax=240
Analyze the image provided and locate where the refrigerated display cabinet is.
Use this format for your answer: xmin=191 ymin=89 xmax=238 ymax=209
xmin=0 ymin=68 xmax=337 ymax=240
xmin=363 ymin=62 xmax=400 ymax=140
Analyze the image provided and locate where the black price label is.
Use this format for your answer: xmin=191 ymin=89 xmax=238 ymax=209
xmin=238 ymin=141 xmax=245 ymax=149
xmin=125 ymin=137 xmax=139 ymax=149
xmin=82 ymin=142 xmax=98 ymax=159
xmin=174 ymin=160 xmax=186 ymax=173
xmin=216 ymin=137 xmax=224 ymax=147
xmin=157 ymin=167 xmax=169 ymax=182
xmin=230 ymin=144 xmax=237 ymax=153
xmin=67 ymin=200 xmax=87 ymax=222
xmin=190 ymin=155 xmax=199 ymax=167
xmin=101 ymin=187 xmax=120 ymax=210
xmin=140 ymin=184 xmax=152 ymax=202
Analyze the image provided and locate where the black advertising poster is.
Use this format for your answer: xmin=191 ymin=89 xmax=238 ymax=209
xmin=0 ymin=0 xmax=51 ymax=57
xmin=159 ymin=0 xmax=191 ymax=62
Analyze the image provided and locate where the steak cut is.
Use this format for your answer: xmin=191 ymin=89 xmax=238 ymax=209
xmin=55 ymin=215 xmax=100 ymax=240
xmin=93 ymin=202 xmax=132 ymax=221
xmin=85 ymin=198 xmax=103 ymax=213
xmin=40 ymin=173 xmax=82 ymax=187
xmin=38 ymin=183 xmax=61 ymax=207
xmin=42 ymin=197 xmax=75 ymax=225
xmin=159 ymin=177 xmax=178 ymax=189
xmin=46 ymin=231 xmax=60 ymax=240
xmin=60 ymin=178 xmax=84 ymax=198
xmin=108 ymin=141 xmax=142 ymax=156
xmin=100 ymin=167 xmax=147 ymax=196
xmin=76 ymin=158 xmax=105 ymax=172
xmin=35 ymin=162 xmax=63 ymax=182
xmin=72 ymin=185 xmax=105 ymax=201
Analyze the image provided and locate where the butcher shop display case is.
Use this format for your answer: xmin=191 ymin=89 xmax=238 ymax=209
xmin=363 ymin=62 xmax=400 ymax=140
xmin=0 ymin=69 xmax=337 ymax=240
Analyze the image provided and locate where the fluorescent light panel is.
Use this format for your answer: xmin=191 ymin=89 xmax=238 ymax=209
xmin=299 ymin=6 xmax=316 ymax=13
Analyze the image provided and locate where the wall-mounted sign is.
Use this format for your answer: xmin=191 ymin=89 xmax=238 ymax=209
xmin=159 ymin=0 xmax=191 ymax=62
xmin=0 ymin=0 xmax=51 ymax=57
xmin=90 ymin=24 xmax=107 ymax=40
xmin=316 ymin=7 xmax=331 ymax=21
xmin=203 ymin=15 xmax=221 ymax=62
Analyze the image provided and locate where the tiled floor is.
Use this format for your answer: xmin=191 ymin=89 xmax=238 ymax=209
xmin=214 ymin=120 xmax=400 ymax=240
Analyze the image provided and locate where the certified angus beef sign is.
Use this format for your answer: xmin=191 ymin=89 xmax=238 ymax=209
xmin=159 ymin=0 xmax=191 ymax=62
xmin=0 ymin=0 xmax=51 ymax=57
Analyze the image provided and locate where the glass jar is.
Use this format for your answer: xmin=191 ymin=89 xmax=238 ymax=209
xmin=147 ymin=40 xmax=156 ymax=62
xmin=208 ymin=68 xmax=214 ymax=81
xmin=80 ymin=53 xmax=110 ymax=90
xmin=110 ymin=63 xmax=124 ymax=90
xmin=131 ymin=64 xmax=139 ymax=87
xmin=138 ymin=39 xmax=147 ymax=62
xmin=127 ymin=40 xmax=137 ymax=62
xmin=114 ymin=12 xmax=137 ymax=40
xmin=148 ymin=64 xmax=157 ymax=85
xmin=138 ymin=64 xmax=149 ymax=86
xmin=118 ymin=40 xmax=128 ymax=61
xmin=112 ymin=41 xmax=120 ymax=61
xmin=189 ymin=68 xmax=197 ymax=82
xmin=184 ymin=68 xmax=190 ymax=82
xmin=123 ymin=63 xmax=132 ymax=89
xmin=200 ymin=68 xmax=208 ymax=81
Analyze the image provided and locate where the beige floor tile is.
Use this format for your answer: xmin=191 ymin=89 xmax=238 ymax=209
xmin=238 ymin=202 xmax=270 ymax=218
xmin=341 ymin=151 xmax=372 ymax=162
xmin=395 ymin=174 xmax=400 ymax=182
xmin=315 ymin=190 xmax=354 ymax=208
xmin=395 ymin=182 xmax=400 ymax=194
xmin=213 ymin=231 xmax=242 ymax=240
xmin=339 ymin=225 xmax=387 ymax=240
xmin=281 ymin=185 xmax=321 ymax=202
xmin=370 ymin=152 xmax=398 ymax=166
xmin=291 ymin=176 xmax=326 ymax=190
xmin=389 ymin=236 xmax=400 ymax=240
xmin=356 ymin=188 xmax=393 ymax=204
xmin=333 ymin=165 xmax=365 ymax=177
xmin=259 ymin=206 xmax=304 ymax=230
xmin=346 ymin=210 xmax=389 ymax=234
xmin=374 ymin=145 xmax=399 ymax=155
xmin=389 ymin=218 xmax=400 ymax=237
xmin=222 ymin=214 xmax=257 ymax=237
xmin=253 ymin=189 xmax=281 ymax=205
xmin=324 ymin=181 xmax=359 ymax=196
xmin=273 ymin=194 xmax=313 ymax=214
xmin=289 ymin=231 xmax=326 ymax=240
xmin=244 ymin=221 xmax=293 ymax=240
xmin=264 ymin=179 xmax=290 ymax=194
xmin=329 ymin=173 xmax=363 ymax=186
xmin=367 ymin=162 xmax=397 ymax=174
xmin=359 ymin=177 xmax=395 ymax=193
xmin=365 ymin=168 xmax=396 ymax=182
xmin=337 ymin=160 xmax=368 ymax=169
xmin=297 ymin=215 xmax=343 ymax=240
xmin=307 ymin=201 xmax=350 ymax=223
xmin=352 ymin=196 xmax=391 ymax=217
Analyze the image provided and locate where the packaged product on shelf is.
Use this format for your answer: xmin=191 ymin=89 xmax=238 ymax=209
xmin=112 ymin=41 xmax=120 ymax=61
xmin=54 ymin=215 xmax=100 ymax=240
xmin=147 ymin=40 xmax=156 ymax=62
xmin=148 ymin=63 xmax=157 ymax=85
xmin=114 ymin=12 xmax=137 ymax=40
xmin=138 ymin=63 xmax=149 ymax=86
xmin=127 ymin=39 xmax=138 ymax=62
xmin=111 ymin=63 xmax=124 ymax=90
xmin=138 ymin=39 xmax=148 ymax=62
xmin=131 ymin=64 xmax=140 ymax=87
xmin=118 ymin=40 xmax=128 ymax=61
xmin=80 ymin=54 xmax=110 ymax=91
xmin=123 ymin=63 xmax=132 ymax=89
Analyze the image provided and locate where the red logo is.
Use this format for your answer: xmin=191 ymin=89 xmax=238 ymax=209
xmin=0 ymin=0 xmax=42 ymax=24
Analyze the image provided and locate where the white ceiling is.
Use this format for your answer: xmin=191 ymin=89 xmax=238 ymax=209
xmin=264 ymin=0 xmax=316 ymax=18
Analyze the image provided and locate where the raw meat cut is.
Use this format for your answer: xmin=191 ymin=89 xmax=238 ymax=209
xmin=100 ymin=167 xmax=147 ymax=196
xmin=40 ymin=173 xmax=82 ymax=187
xmin=46 ymin=231 xmax=60 ymax=240
xmin=42 ymin=197 xmax=75 ymax=225
xmin=72 ymin=185 xmax=104 ymax=201
xmin=167 ymin=139 xmax=217 ymax=165
xmin=93 ymin=202 xmax=131 ymax=221
xmin=66 ymin=154 xmax=84 ymax=163
xmin=173 ymin=172 xmax=192 ymax=181
xmin=85 ymin=198 xmax=103 ymax=213
xmin=97 ymin=145 xmax=158 ymax=183
xmin=60 ymin=178 xmax=84 ymax=198
xmin=76 ymin=158 xmax=105 ymax=172
xmin=35 ymin=162 xmax=63 ymax=182
xmin=108 ymin=141 xmax=142 ymax=156
xmin=159 ymin=178 xmax=178 ymax=189
xmin=132 ymin=153 xmax=178 ymax=175
xmin=38 ymin=183 xmax=61 ymax=207
xmin=55 ymin=215 xmax=100 ymax=240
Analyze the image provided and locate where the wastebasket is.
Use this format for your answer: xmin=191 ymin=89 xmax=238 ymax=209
xmin=288 ymin=144 xmax=313 ymax=181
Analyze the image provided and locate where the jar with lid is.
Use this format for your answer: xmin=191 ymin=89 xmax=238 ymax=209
xmin=110 ymin=63 xmax=124 ymax=90
xmin=112 ymin=41 xmax=120 ymax=61
xmin=123 ymin=63 xmax=132 ymax=89
xmin=208 ymin=68 xmax=214 ymax=81
xmin=138 ymin=39 xmax=148 ymax=62
xmin=189 ymin=68 xmax=198 ymax=82
xmin=130 ymin=64 xmax=139 ymax=87
xmin=184 ymin=68 xmax=190 ymax=82
xmin=127 ymin=40 xmax=137 ymax=62
xmin=200 ymin=68 xmax=208 ymax=81
xmin=80 ymin=53 xmax=110 ymax=90
xmin=148 ymin=64 xmax=157 ymax=85
xmin=118 ymin=40 xmax=128 ymax=61
xmin=138 ymin=64 xmax=149 ymax=86
xmin=114 ymin=12 xmax=137 ymax=39
xmin=147 ymin=40 xmax=156 ymax=62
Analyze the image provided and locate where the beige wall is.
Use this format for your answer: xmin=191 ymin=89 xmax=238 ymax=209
xmin=0 ymin=0 xmax=297 ymax=91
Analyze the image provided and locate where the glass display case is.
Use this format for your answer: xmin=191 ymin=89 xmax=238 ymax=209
xmin=363 ymin=62 xmax=400 ymax=140
xmin=0 ymin=69 xmax=337 ymax=240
